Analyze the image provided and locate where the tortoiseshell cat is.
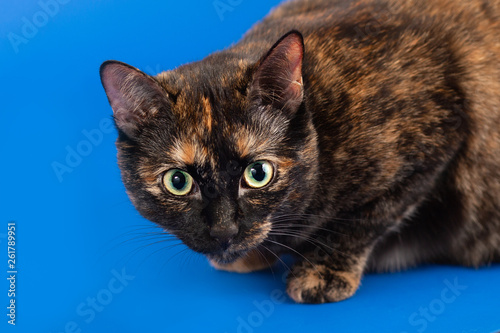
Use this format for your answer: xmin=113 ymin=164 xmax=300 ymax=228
xmin=100 ymin=0 xmax=500 ymax=303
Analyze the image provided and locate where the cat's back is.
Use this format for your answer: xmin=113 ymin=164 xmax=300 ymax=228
xmin=249 ymin=0 xmax=500 ymax=56
xmin=266 ymin=0 xmax=500 ymax=30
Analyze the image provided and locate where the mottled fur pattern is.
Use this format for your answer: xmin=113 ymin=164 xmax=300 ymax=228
xmin=100 ymin=0 xmax=500 ymax=303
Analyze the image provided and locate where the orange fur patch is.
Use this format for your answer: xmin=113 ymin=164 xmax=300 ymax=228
xmin=234 ymin=130 xmax=271 ymax=158
xmin=171 ymin=139 xmax=209 ymax=166
xmin=201 ymin=96 xmax=213 ymax=133
xmin=210 ymin=249 xmax=275 ymax=273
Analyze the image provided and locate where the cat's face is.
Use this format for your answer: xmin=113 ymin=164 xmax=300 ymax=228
xmin=100 ymin=32 xmax=318 ymax=263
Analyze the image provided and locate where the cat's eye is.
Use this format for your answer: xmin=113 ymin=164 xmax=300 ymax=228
xmin=243 ymin=161 xmax=274 ymax=188
xmin=163 ymin=169 xmax=193 ymax=196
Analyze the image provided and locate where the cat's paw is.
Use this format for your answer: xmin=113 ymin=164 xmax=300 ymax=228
xmin=286 ymin=261 xmax=361 ymax=303
xmin=209 ymin=249 xmax=276 ymax=273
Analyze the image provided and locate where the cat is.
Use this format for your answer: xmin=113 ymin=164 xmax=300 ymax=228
xmin=100 ymin=0 xmax=500 ymax=303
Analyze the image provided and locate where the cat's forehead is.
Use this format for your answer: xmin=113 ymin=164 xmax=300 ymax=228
xmin=155 ymin=58 xmax=249 ymax=129
xmin=150 ymin=58 xmax=286 ymax=169
xmin=157 ymin=55 xmax=251 ymax=98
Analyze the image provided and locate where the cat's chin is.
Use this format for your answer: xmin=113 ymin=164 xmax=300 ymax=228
xmin=206 ymin=249 xmax=250 ymax=265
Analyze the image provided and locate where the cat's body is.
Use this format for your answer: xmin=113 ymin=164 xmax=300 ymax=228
xmin=100 ymin=0 xmax=500 ymax=303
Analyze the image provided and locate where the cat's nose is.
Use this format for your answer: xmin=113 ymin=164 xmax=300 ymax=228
xmin=210 ymin=223 xmax=238 ymax=250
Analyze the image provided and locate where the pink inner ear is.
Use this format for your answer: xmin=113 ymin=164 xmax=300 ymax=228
xmin=262 ymin=32 xmax=304 ymax=83
xmin=252 ymin=31 xmax=305 ymax=113
xmin=101 ymin=64 xmax=135 ymax=115
xmin=283 ymin=35 xmax=304 ymax=84
xmin=286 ymin=46 xmax=304 ymax=100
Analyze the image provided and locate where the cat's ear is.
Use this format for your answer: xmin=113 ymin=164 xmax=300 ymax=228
xmin=100 ymin=60 xmax=169 ymax=138
xmin=249 ymin=30 xmax=304 ymax=115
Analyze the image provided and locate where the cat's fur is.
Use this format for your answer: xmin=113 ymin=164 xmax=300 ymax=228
xmin=100 ymin=0 xmax=500 ymax=303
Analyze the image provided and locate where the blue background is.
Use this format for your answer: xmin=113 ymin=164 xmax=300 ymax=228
xmin=1 ymin=0 xmax=499 ymax=332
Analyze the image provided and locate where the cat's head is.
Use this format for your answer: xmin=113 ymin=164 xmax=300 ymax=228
xmin=100 ymin=31 xmax=318 ymax=263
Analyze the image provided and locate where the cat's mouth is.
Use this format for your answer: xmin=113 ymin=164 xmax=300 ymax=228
xmin=205 ymin=220 xmax=272 ymax=264
xmin=206 ymin=249 xmax=248 ymax=264
xmin=205 ymin=239 xmax=260 ymax=264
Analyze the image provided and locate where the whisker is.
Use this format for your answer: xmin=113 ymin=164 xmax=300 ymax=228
xmin=98 ymin=223 xmax=175 ymax=252
xmin=268 ymin=230 xmax=348 ymax=259
xmin=259 ymin=243 xmax=295 ymax=280
xmin=157 ymin=246 xmax=190 ymax=275
xmin=254 ymin=246 xmax=276 ymax=279
xmin=264 ymin=239 xmax=323 ymax=279
xmin=164 ymin=247 xmax=191 ymax=267
xmin=135 ymin=240 xmax=184 ymax=269
xmin=271 ymin=217 xmax=355 ymax=228
xmin=97 ymin=232 xmax=179 ymax=262
xmin=269 ymin=231 xmax=336 ymax=262
xmin=118 ymin=238 xmax=182 ymax=268
xmin=271 ymin=223 xmax=350 ymax=237
xmin=271 ymin=212 xmax=364 ymax=224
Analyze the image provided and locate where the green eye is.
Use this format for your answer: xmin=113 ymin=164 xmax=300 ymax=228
xmin=243 ymin=161 xmax=274 ymax=188
xmin=163 ymin=169 xmax=193 ymax=196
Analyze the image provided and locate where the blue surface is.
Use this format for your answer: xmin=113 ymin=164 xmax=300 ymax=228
xmin=1 ymin=1 xmax=499 ymax=332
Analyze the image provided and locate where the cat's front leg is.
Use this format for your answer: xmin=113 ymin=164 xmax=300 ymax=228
xmin=210 ymin=248 xmax=277 ymax=273
xmin=286 ymin=249 xmax=370 ymax=304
